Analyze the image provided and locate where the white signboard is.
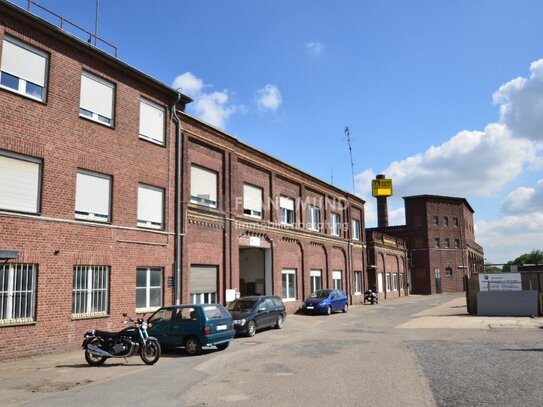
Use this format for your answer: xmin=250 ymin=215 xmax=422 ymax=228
xmin=249 ymin=236 xmax=261 ymax=247
xmin=478 ymin=273 xmax=522 ymax=292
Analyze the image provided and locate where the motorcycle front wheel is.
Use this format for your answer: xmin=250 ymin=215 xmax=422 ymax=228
xmin=84 ymin=340 xmax=107 ymax=366
xmin=140 ymin=338 xmax=161 ymax=365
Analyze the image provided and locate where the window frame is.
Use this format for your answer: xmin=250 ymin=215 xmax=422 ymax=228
xmin=137 ymin=183 xmax=164 ymax=230
xmin=281 ymin=269 xmax=296 ymax=301
xmin=74 ymin=169 xmax=112 ymax=223
xmin=79 ymin=70 xmax=115 ymax=127
xmin=332 ymin=270 xmax=342 ymax=290
xmin=445 ymin=267 xmax=453 ymax=277
xmin=432 ymin=216 xmax=439 ymax=226
xmin=434 ymin=238 xmax=440 ymax=248
xmin=352 ymin=219 xmax=360 ymax=241
xmin=136 ymin=267 xmax=163 ymax=312
xmin=0 ymin=150 xmax=42 ymax=214
xmin=190 ymin=165 xmax=218 ymax=208
xmin=139 ymin=97 xmax=166 ymax=145
xmin=243 ymin=183 xmax=263 ymax=219
xmin=279 ymin=196 xmax=295 ymax=226
xmin=308 ymin=205 xmax=320 ymax=231
xmin=385 ymin=273 xmax=391 ymax=292
xmin=72 ymin=265 xmax=109 ymax=318
xmin=310 ymin=269 xmax=322 ymax=293
xmin=354 ymin=271 xmax=362 ymax=294
xmin=453 ymin=217 xmax=459 ymax=227
xmin=0 ymin=35 xmax=49 ymax=102
xmin=392 ymin=273 xmax=398 ymax=291
xmin=331 ymin=212 xmax=340 ymax=236
xmin=0 ymin=263 xmax=37 ymax=325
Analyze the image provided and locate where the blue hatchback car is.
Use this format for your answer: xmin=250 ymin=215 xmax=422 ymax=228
xmin=147 ymin=304 xmax=235 ymax=355
xmin=302 ymin=289 xmax=349 ymax=315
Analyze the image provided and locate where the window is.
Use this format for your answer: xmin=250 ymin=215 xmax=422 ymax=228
xmin=354 ymin=271 xmax=362 ymax=294
xmin=332 ymin=270 xmax=342 ymax=290
xmin=443 ymin=217 xmax=449 ymax=227
xmin=444 ymin=238 xmax=450 ymax=249
xmin=0 ymin=151 xmax=41 ymax=213
xmin=139 ymin=98 xmax=165 ymax=144
xmin=432 ymin=216 xmax=439 ymax=226
xmin=243 ymin=184 xmax=263 ymax=218
xmin=0 ymin=36 xmax=48 ymax=101
xmin=400 ymin=273 xmax=405 ymax=290
xmin=445 ymin=267 xmax=453 ymax=277
xmin=331 ymin=213 xmax=340 ymax=236
xmin=137 ymin=184 xmax=164 ymax=229
xmin=136 ymin=268 xmax=162 ymax=311
xmin=455 ymin=239 xmax=460 ymax=249
xmin=0 ymin=263 xmax=36 ymax=324
xmin=75 ymin=170 xmax=111 ymax=222
xmin=190 ymin=265 xmax=217 ymax=305
xmin=310 ymin=269 xmax=322 ymax=293
xmin=79 ymin=71 xmax=114 ymax=125
xmin=434 ymin=238 xmax=440 ymax=248
xmin=72 ymin=265 xmax=108 ymax=317
xmin=392 ymin=274 xmax=398 ymax=291
xmin=385 ymin=273 xmax=391 ymax=292
xmin=453 ymin=217 xmax=459 ymax=227
xmin=308 ymin=205 xmax=320 ymax=231
xmin=280 ymin=196 xmax=295 ymax=225
xmin=190 ymin=165 xmax=217 ymax=207
xmin=352 ymin=219 xmax=360 ymax=240
xmin=281 ymin=269 xmax=296 ymax=300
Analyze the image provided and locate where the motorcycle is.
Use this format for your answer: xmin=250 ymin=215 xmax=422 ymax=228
xmin=82 ymin=313 xmax=161 ymax=366
xmin=364 ymin=289 xmax=379 ymax=305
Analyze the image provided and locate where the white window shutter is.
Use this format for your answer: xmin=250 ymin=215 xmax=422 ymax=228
xmin=190 ymin=166 xmax=217 ymax=203
xmin=75 ymin=171 xmax=110 ymax=218
xmin=139 ymin=99 xmax=165 ymax=143
xmin=279 ymin=196 xmax=294 ymax=210
xmin=138 ymin=184 xmax=163 ymax=225
xmin=0 ymin=154 xmax=40 ymax=213
xmin=332 ymin=271 xmax=342 ymax=280
xmin=80 ymin=72 xmax=114 ymax=119
xmin=243 ymin=184 xmax=262 ymax=212
xmin=1 ymin=38 xmax=47 ymax=86
xmin=310 ymin=270 xmax=321 ymax=277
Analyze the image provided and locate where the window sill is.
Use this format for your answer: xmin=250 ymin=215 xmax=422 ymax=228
xmin=72 ymin=313 xmax=108 ymax=320
xmin=136 ymin=307 xmax=160 ymax=314
xmin=282 ymin=298 xmax=296 ymax=302
xmin=0 ymin=319 xmax=36 ymax=327
xmin=139 ymin=135 xmax=165 ymax=147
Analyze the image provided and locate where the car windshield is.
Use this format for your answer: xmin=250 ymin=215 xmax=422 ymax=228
xmin=227 ymin=299 xmax=256 ymax=312
xmin=203 ymin=305 xmax=230 ymax=319
xmin=309 ymin=290 xmax=330 ymax=299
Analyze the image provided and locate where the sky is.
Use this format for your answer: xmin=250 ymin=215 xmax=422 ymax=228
xmin=12 ymin=0 xmax=543 ymax=264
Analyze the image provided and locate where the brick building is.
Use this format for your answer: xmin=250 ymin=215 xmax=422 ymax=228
xmin=0 ymin=1 xmax=365 ymax=359
xmin=370 ymin=195 xmax=484 ymax=295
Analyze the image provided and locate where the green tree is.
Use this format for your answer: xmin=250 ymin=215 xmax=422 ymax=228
xmin=502 ymin=249 xmax=543 ymax=272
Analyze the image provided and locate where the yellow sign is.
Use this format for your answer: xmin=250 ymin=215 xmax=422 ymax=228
xmin=372 ymin=178 xmax=393 ymax=197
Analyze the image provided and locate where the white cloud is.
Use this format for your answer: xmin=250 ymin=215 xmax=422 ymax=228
xmin=502 ymin=180 xmax=543 ymax=214
xmin=256 ymin=84 xmax=282 ymax=112
xmin=171 ymin=72 xmax=242 ymax=129
xmin=493 ymin=59 xmax=543 ymax=141
xmin=306 ymin=42 xmax=325 ymax=56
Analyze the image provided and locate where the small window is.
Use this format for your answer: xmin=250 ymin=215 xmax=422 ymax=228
xmin=354 ymin=271 xmax=362 ymax=294
xmin=385 ymin=273 xmax=391 ymax=292
xmin=0 ymin=263 xmax=37 ymax=324
xmin=190 ymin=165 xmax=217 ymax=207
xmin=434 ymin=238 xmax=440 ymax=248
xmin=80 ymin=71 xmax=114 ymax=126
xmin=0 ymin=151 xmax=41 ymax=213
xmin=331 ymin=213 xmax=340 ymax=236
xmin=136 ymin=267 xmax=162 ymax=311
xmin=443 ymin=217 xmax=449 ymax=227
xmin=400 ymin=274 xmax=405 ymax=290
xmin=310 ymin=269 xmax=322 ymax=293
xmin=453 ymin=217 xmax=459 ymax=227
xmin=444 ymin=238 xmax=450 ymax=249
xmin=243 ymin=184 xmax=263 ymax=218
xmin=333 ymin=270 xmax=342 ymax=290
xmin=139 ymin=98 xmax=165 ymax=144
xmin=0 ymin=36 xmax=48 ymax=101
xmin=352 ymin=219 xmax=360 ymax=240
xmin=75 ymin=170 xmax=111 ymax=222
xmin=190 ymin=265 xmax=217 ymax=305
xmin=445 ymin=267 xmax=453 ymax=277
xmin=72 ymin=265 xmax=108 ymax=317
xmin=308 ymin=205 xmax=320 ymax=231
xmin=280 ymin=196 xmax=295 ymax=225
xmin=137 ymin=184 xmax=164 ymax=229
xmin=432 ymin=216 xmax=439 ymax=226
xmin=281 ymin=269 xmax=296 ymax=300
xmin=455 ymin=239 xmax=460 ymax=249
xmin=392 ymin=274 xmax=398 ymax=291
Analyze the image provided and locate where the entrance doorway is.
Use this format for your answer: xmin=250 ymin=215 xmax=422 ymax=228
xmin=434 ymin=268 xmax=442 ymax=294
xmin=239 ymin=247 xmax=272 ymax=296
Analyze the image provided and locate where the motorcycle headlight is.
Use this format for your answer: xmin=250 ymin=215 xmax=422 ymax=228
xmin=141 ymin=321 xmax=148 ymax=329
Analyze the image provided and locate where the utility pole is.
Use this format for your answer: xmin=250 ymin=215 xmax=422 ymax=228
xmin=345 ymin=126 xmax=356 ymax=194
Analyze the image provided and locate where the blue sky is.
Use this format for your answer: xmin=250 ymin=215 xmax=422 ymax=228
xmin=13 ymin=0 xmax=543 ymax=263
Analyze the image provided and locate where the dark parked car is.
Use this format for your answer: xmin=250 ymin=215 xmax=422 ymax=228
xmin=227 ymin=296 xmax=286 ymax=337
xmin=302 ymin=289 xmax=349 ymax=315
xmin=147 ymin=304 xmax=235 ymax=355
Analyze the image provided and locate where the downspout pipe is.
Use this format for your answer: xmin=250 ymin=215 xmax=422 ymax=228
xmin=172 ymin=92 xmax=182 ymax=305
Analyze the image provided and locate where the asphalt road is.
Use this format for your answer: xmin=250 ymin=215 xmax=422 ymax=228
xmin=4 ymin=294 xmax=543 ymax=407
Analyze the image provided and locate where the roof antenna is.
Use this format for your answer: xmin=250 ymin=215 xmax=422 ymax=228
xmin=94 ymin=0 xmax=99 ymax=46
xmin=344 ymin=126 xmax=356 ymax=194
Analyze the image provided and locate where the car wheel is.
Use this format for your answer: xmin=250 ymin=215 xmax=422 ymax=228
xmin=216 ymin=343 xmax=229 ymax=351
xmin=247 ymin=320 xmax=256 ymax=337
xmin=184 ymin=336 xmax=202 ymax=356
xmin=342 ymin=303 xmax=348 ymax=313
xmin=275 ymin=314 xmax=284 ymax=329
xmin=326 ymin=305 xmax=332 ymax=315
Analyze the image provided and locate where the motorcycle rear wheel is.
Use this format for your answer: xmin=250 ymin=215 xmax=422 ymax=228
xmin=84 ymin=342 xmax=107 ymax=366
xmin=140 ymin=339 xmax=161 ymax=365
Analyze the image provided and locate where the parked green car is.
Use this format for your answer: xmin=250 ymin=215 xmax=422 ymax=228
xmin=147 ymin=304 xmax=235 ymax=355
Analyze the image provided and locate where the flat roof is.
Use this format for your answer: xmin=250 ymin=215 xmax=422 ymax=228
xmin=403 ymin=194 xmax=474 ymax=213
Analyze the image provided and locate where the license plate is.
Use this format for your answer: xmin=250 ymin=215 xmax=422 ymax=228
xmin=216 ymin=324 xmax=227 ymax=331
xmin=306 ymin=306 xmax=314 ymax=310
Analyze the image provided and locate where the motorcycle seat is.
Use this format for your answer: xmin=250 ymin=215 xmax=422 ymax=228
xmin=94 ymin=330 xmax=119 ymax=338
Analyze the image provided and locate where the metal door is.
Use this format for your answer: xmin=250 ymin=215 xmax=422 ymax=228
xmin=434 ymin=268 xmax=442 ymax=294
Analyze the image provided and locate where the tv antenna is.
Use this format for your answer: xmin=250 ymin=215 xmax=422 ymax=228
xmin=344 ymin=126 xmax=356 ymax=194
